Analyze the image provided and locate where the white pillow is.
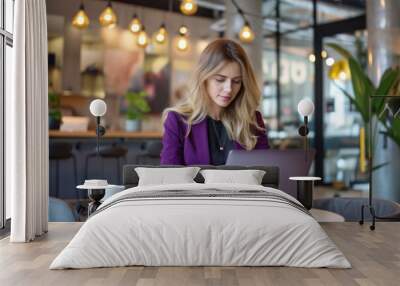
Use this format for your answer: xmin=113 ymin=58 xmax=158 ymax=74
xmin=135 ymin=167 xmax=200 ymax=186
xmin=200 ymin=169 xmax=266 ymax=185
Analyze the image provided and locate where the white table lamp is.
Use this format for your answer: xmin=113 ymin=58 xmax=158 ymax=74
xmin=89 ymin=99 xmax=107 ymax=155
xmin=297 ymin=98 xmax=314 ymax=161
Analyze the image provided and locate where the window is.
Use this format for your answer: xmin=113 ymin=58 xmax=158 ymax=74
xmin=1 ymin=0 xmax=14 ymax=230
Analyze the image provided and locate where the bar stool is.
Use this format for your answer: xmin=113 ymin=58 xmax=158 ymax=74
xmin=49 ymin=142 xmax=78 ymax=198
xmin=85 ymin=144 xmax=128 ymax=185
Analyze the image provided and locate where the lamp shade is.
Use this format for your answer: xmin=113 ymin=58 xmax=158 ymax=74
xmin=90 ymin=99 xmax=107 ymax=117
xmin=297 ymin=98 xmax=314 ymax=117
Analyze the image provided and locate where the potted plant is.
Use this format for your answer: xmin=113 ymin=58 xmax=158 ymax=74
xmin=48 ymin=91 xmax=62 ymax=130
xmin=326 ymin=43 xmax=400 ymax=170
xmin=124 ymin=90 xmax=151 ymax=132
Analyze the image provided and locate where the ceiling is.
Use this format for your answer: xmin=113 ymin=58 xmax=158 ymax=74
xmin=99 ymin=0 xmax=365 ymax=42
xmin=111 ymin=0 xmax=365 ymax=20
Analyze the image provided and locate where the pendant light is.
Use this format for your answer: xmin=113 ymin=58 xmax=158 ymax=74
xmin=137 ymin=26 xmax=149 ymax=48
xmin=180 ymin=0 xmax=198 ymax=16
xmin=129 ymin=13 xmax=142 ymax=34
xmin=72 ymin=2 xmax=90 ymax=30
xmin=177 ymin=34 xmax=189 ymax=51
xmin=239 ymin=21 xmax=254 ymax=44
xmin=176 ymin=25 xmax=189 ymax=51
xmin=179 ymin=25 xmax=188 ymax=35
xmin=155 ymin=23 xmax=168 ymax=44
xmin=99 ymin=0 xmax=117 ymax=28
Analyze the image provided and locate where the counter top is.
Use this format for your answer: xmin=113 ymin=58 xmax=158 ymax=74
xmin=49 ymin=130 xmax=162 ymax=139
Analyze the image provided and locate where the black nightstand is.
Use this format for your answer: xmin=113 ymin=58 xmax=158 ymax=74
xmin=76 ymin=187 xmax=105 ymax=216
xmin=289 ymin=176 xmax=321 ymax=210
xmin=77 ymin=181 xmax=107 ymax=216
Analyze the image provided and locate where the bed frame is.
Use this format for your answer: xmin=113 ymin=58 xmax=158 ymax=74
xmin=122 ymin=165 xmax=280 ymax=189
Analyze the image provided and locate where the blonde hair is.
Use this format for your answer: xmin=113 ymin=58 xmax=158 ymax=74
xmin=163 ymin=39 xmax=264 ymax=150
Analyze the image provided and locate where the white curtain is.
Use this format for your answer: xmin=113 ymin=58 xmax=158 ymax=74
xmin=8 ymin=0 xmax=49 ymax=242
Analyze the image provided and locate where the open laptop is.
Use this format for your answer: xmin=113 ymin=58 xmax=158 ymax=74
xmin=226 ymin=149 xmax=316 ymax=198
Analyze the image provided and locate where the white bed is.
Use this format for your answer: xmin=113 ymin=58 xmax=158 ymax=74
xmin=50 ymin=183 xmax=351 ymax=269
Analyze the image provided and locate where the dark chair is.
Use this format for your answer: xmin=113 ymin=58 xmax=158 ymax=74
xmin=85 ymin=144 xmax=128 ymax=185
xmin=49 ymin=142 xmax=78 ymax=198
xmin=135 ymin=141 xmax=162 ymax=165
xmin=313 ymin=197 xmax=400 ymax=221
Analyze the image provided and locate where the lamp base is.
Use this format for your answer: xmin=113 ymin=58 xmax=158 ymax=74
xmin=88 ymin=189 xmax=105 ymax=216
xmin=298 ymin=125 xmax=309 ymax=136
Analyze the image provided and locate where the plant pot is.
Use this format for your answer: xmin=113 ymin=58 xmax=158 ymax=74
xmin=125 ymin=119 xmax=141 ymax=132
xmin=49 ymin=117 xmax=61 ymax=130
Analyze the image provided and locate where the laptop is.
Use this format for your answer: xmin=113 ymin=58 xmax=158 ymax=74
xmin=226 ymin=149 xmax=316 ymax=198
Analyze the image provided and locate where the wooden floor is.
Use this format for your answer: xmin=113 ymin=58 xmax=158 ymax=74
xmin=0 ymin=222 xmax=399 ymax=286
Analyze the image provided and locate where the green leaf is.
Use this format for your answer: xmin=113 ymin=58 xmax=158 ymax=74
xmin=386 ymin=116 xmax=400 ymax=147
xmin=374 ymin=68 xmax=400 ymax=114
xmin=334 ymin=82 xmax=363 ymax=116
xmin=327 ymin=43 xmax=375 ymax=124
xmin=326 ymin=43 xmax=352 ymax=58
xmin=376 ymin=68 xmax=400 ymax=95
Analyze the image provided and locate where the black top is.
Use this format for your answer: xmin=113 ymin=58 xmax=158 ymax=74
xmin=207 ymin=116 xmax=234 ymax=165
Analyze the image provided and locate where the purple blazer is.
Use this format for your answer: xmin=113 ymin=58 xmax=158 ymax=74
xmin=160 ymin=111 xmax=269 ymax=165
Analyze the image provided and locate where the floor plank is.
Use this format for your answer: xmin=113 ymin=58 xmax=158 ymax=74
xmin=0 ymin=222 xmax=399 ymax=286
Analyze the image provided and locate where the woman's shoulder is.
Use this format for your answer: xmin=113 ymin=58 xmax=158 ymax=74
xmin=163 ymin=111 xmax=189 ymax=135
xmin=164 ymin=110 xmax=187 ymax=124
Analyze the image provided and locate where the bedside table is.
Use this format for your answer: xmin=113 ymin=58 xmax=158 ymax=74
xmin=289 ymin=176 xmax=321 ymax=210
xmin=77 ymin=180 xmax=107 ymax=216
xmin=77 ymin=188 xmax=105 ymax=216
xmin=77 ymin=184 xmax=125 ymax=216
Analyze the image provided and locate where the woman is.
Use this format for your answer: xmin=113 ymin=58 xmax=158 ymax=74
xmin=161 ymin=39 xmax=269 ymax=165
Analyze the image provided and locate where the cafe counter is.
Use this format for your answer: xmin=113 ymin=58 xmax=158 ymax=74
xmin=49 ymin=130 xmax=162 ymax=139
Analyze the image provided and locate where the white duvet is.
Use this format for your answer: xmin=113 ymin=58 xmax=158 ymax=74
xmin=50 ymin=183 xmax=351 ymax=269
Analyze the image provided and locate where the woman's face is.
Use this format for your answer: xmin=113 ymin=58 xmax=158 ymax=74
xmin=206 ymin=61 xmax=242 ymax=111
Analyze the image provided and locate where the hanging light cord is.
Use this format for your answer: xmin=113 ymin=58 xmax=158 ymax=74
xmin=231 ymin=0 xmax=249 ymax=24
xmin=230 ymin=0 xmax=263 ymax=19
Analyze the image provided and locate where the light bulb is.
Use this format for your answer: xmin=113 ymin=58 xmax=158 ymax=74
xmin=99 ymin=1 xmax=117 ymax=27
xmin=176 ymin=34 xmax=189 ymax=51
xmin=129 ymin=14 xmax=141 ymax=34
xmin=325 ymin=57 xmax=335 ymax=66
xmin=155 ymin=23 xmax=167 ymax=44
xmin=297 ymin=98 xmax=315 ymax=117
xmin=90 ymin=99 xmax=107 ymax=117
xmin=308 ymin=54 xmax=316 ymax=63
xmin=137 ymin=26 xmax=149 ymax=48
xmin=179 ymin=25 xmax=188 ymax=35
xmin=72 ymin=3 xmax=90 ymax=30
xmin=321 ymin=50 xmax=328 ymax=58
xmin=180 ymin=0 xmax=198 ymax=16
xmin=239 ymin=22 xmax=254 ymax=44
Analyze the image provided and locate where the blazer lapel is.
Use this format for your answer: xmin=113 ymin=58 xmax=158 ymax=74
xmin=191 ymin=119 xmax=210 ymax=164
